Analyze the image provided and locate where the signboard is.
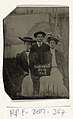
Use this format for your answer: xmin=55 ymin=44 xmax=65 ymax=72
xmin=34 ymin=64 xmax=51 ymax=76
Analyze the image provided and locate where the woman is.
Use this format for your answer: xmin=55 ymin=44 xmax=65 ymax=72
xmin=39 ymin=36 xmax=68 ymax=97
xmin=16 ymin=36 xmax=36 ymax=96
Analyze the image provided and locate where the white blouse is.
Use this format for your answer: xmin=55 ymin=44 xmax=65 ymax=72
xmin=50 ymin=49 xmax=57 ymax=67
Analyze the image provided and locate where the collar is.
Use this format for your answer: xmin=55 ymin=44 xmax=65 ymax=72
xmin=25 ymin=49 xmax=30 ymax=52
xmin=37 ymin=41 xmax=43 ymax=47
xmin=50 ymin=48 xmax=55 ymax=54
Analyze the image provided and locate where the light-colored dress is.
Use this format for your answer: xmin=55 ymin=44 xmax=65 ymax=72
xmin=39 ymin=49 xmax=68 ymax=97
xmin=20 ymin=52 xmax=33 ymax=96
xmin=21 ymin=73 xmax=33 ymax=96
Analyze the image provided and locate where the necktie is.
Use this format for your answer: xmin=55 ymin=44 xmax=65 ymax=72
xmin=26 ymin=52 xmax=29 ymax=64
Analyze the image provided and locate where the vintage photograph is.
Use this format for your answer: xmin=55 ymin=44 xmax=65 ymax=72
xmin=3 ymin=7 xmax=69 ymax=100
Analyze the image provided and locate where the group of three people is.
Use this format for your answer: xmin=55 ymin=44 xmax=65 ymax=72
xmin=16 ymin=31 xmax=68 ymax=97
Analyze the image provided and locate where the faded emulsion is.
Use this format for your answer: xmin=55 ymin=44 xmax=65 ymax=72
xmin=3 ymin=7 xmax=69 ymax=100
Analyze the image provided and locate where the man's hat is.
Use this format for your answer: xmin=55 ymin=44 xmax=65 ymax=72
xmin=18 ymin=36 xmax=36 ymax=43
xmin=34 ymin=31 xmax=46 ymax=38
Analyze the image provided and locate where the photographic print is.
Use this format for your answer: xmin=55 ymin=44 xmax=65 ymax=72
xmin=3 ymin=6 xmax=69 ymax=100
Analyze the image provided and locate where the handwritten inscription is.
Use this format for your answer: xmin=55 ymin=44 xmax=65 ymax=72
xmin=31 ymin=109 xmax=46 ymax=115
xmin=6 ymin=106 xmax=70 ymax=119
xmin=8 ymin=107 xmax=66 ymax=117
xmin=53 ymin=108 xmax=66 ymax=116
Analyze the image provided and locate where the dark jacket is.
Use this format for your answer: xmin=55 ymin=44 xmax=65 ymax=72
xmin=55 ymin=49 xmax=65 ymax=77
xmin=29 ymin=42 xmax=51 ymax=74
xmin=16 ymin=51 xmax=29 ymax=73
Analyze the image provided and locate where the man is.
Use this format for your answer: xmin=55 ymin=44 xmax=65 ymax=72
xmin=29 ymin=31 xmax=50 ymax=96
xmin=16 ymin=36 xmax=36 ymax=96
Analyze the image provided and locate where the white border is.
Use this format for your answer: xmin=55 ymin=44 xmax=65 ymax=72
xmin=0 ymin=0 xmax=73 ymax=119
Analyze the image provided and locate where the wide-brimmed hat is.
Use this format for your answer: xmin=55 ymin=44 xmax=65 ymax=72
xmin=47 ymin=36 xmax=59 ymax=44
xmin=47 ymin=32 xmax=53 ymax=37
xmin=34 ymin=31 xmax=46 ymax=38
xmin=18 ymin=36 xmax=36 ymax=43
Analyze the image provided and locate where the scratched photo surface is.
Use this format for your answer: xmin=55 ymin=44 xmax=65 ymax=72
xmin=3 ymin=7 xmax=69 ymax=100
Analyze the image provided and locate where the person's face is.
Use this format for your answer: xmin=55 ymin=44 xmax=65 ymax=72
xmin=49 ymin=40 xmax=56 ymax=49
xmin=24 ymin=42 xmax=32 ymax=51
xmin=36 ymin=34 xmax=44 ymax=43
